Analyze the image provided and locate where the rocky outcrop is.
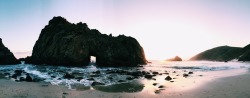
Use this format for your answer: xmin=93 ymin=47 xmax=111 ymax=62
xmin=29 ymin=16 xmax=147 ymax=66
xmin=238 ymin=44 xmax=250 ymax=61
xmin=0 ymin=38 xmax=19 ymax=65
xmin=190 ymin=44 xmax=250 ymax=61
xmin=166 ymin=56 xmax=182 ymax=61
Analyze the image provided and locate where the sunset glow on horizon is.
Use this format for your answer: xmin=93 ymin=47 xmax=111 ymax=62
xmin=1 ymin=0 xmax=250 ymax=60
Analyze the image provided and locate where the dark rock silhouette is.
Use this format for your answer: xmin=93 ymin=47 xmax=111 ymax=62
xmin=166 ymin=56 xmax=182 ymax=61
xmin=18 ymin=56 xmax=32 ymax=64
xmin=190 ymin=44 xmax=250 ymax=61
xmin=29 ymin=16 xmax=147 ymax=66
xmin=238 ymin=44 xmax=250 ymax=61
xmin=26 ymin=73 xmax=33 ymax=82
xmin=165 ymin=76 xmax=172 ymax=81
xmin=63 ymin=73 xmax=75 ymax=79
xmin=0 ymin=38 xmax=19 ymax=65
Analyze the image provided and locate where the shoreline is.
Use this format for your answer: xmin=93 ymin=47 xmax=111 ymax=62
xmin=0 ymin=68 xmax=249 ymax=98
xmin=179 ymin=70 xmax=250 ymax=98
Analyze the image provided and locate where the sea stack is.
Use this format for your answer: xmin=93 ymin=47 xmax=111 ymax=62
xmin=0 ymin=38 xmax=19 ymax=65
xmin=30 ymin=16 xmax=147 ymax=66
xmin=166 ymin=56 xmax=182 ymax=61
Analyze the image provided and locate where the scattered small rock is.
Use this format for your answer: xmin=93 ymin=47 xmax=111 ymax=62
xmin=188 ymin=72 xmax=193 ymax=74
xmin=153 ymin=83 xmax=158 ymax=86
xmin=144 ymin=75 xmax=153 ymax=79
xmin=183 ymin=73 xmax=189 ymax=78
xmin=158 ymin=85 xmax=164 ymax=88
xmin=152 ymin=72 xmax=159 ymax=75
xmin=63 ymin=73 xmax=75 ymax=79
xmin=155 ymin=90 xmax=161 ymax=94
xmin=165 ymin=76 xmax=172 ymax=81
xmin=62 ymin=92 xmax=68 ymax=95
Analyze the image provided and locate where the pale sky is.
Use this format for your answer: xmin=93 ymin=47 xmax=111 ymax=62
xmin=0 ymin=0 xmax=250 ymax=60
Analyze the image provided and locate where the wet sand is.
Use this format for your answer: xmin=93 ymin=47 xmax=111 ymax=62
xmin=0 ymin=69 xmax=250 ymax=98
xmin=183 ymin=73 xmax=250 ymax=98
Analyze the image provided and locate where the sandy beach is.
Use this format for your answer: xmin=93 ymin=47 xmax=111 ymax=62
xmin=0 ymin=68 xmax=250 ymax=98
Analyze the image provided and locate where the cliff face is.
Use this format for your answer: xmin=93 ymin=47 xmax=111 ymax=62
xmin=190 ymin=45 xmax=250 ymax=61
xmin=0 ymin=38 xmax=19 ymax=65
xmin=30 ymin=16 xmax=147 ymax=66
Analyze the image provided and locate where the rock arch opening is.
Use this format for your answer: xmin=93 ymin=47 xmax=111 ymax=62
xmin=90 ymin=56 xmax=96 ymax=64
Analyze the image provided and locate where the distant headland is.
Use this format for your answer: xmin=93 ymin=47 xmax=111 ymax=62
xmin=190 ymin=44 xmax=250 ymax=62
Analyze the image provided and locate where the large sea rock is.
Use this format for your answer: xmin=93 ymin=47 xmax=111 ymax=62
xmin=0 ymin=38 xmax=19 ymax=65
xmin=190 ymin=44 xmax=250 ymax=61
xmin=166 ymin=56 xmax=182 ymax=61
xmin=30 ymin=16 xmax=147 ymax=66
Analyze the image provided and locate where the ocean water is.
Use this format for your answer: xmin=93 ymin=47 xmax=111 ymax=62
xmin=0 ymin=61 xmax=249 ymax=93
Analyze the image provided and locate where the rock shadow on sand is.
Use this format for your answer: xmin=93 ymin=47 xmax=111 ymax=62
xmin=92 ymin=82 xmax=144 ymax=93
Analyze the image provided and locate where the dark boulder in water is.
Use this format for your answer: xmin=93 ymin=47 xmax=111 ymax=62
xmin=14 ymin=70 xmax=23 ymax=76
xmin=28 ymin=16 xmax=147 ymax=66
xmin=11 ymin=74 xmax=18 ymax=79
xmin=144 ymin=75 xmax=153 ymax=79
xmin=126 ymin=77 xmax=135 ymax=80
xmin=91 ymin=82 xmax=105 ymax=86
xmin=26 ymin=74 xmax=33 ymax=82
xmin=63 ymin=73 xmax=75 ymax=79
xmin=0 ymin=38 xmax=19 ymax=65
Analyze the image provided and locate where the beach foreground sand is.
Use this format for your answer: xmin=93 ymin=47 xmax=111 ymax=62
xmin=0 ymin=70 xmax=250 ymax=98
